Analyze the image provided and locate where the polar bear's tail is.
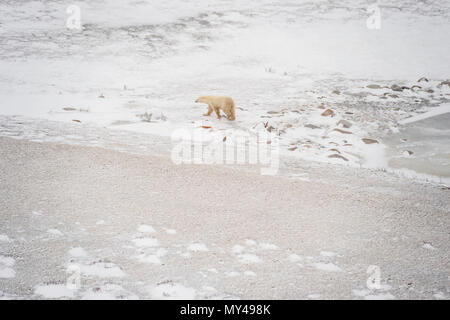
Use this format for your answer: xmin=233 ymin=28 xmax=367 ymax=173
xmin=229 ymin=100 xmax=236 ymax=120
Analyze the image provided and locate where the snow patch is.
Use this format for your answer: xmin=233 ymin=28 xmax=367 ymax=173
xmin=138 ymin=224 xmax=156 ymax=233
xmin=132 ymin=237 xmax=159 ymax=247
xmin=68 ymin=247 xmax=88 ymax=257
xmin=34 ymin=284 xmax=75 ymax=299
xmin=237 ymin=254 xmax=262 ymax=264
xmin=311 ymin=262 xmax=342 ymax=272
xmin=47 ymin=229 xmax=63 ymax=236
xmin=187 ymin=243 xmax=208 ymax=252
xmin=0 ymin=234 xmax=11 ymax=242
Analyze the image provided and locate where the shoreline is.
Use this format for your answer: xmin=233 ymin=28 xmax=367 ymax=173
xmin=0 ymin=135 xmax=448 ymax=299
xmin=1 ymin=115 xmax=449 ymax=187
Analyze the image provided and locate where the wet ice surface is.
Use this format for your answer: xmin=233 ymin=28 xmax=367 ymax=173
xmin=0 ymin=0 xmax=449 ymax=181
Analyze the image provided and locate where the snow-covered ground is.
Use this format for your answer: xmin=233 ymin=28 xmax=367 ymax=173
xmin=0 ymin=0 xmax=449 ymax=182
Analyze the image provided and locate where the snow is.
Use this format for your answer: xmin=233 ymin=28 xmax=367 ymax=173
xmin=237 ymin=253 xmax=262 ymax=264
xmin=68 ymin=247 xmax=88 ymax=257
xmin=187 ymin=243 xmax=209 ymax=252
xmin=288 ymin=254 xmax=303 ymax=263
xmin=47 ymin=229 xmax=63 ymax=236
xmin=259 ymin=242 xmax=278 ymax=250
xmin=310 ymin=262 xmax=342 ymax=272
xmin=0 ymin=268 xmax=15 ymax=279
xmin=0 ymin=234 xmax=11 ymax=242
xmin=137 ymin=224 xmax=156 ymax=233
xmin=34 ymin=284 xmax=75 ymax=299
xmin=132 ymin=237 xmax=159 ymax=247
xmin=1 ymin=0 xmax=448 ymax=180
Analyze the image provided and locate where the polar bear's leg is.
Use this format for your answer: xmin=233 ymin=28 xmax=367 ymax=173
xmin=203 ymin=105 xmax=213 ymax=116
xmin=214 ymin=107 xmax=221 ymax=119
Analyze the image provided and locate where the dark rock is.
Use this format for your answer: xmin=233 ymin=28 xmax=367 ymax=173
xmin=337 ymin=120 xmax=352 ymax=128
xmin=362 ymin=138 xmax=378 ymax=144
xmin=328 ymin=154 xmax=348 ymax=161
xmin=321 ymin=109 xmax=335 ymax=117
xmin=305 ymin=124 xmax=320 ymax=129
xmin=333 ymin=128 xmax=352 ymax=134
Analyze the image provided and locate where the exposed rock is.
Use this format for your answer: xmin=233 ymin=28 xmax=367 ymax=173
xmin=137 ymin=112 xmax=152 ymax=122
xmin=305 ymin=124 xmax=320 ymax=129
xmin=329 ymin=148 xmax=340 ymax=153
xmin=318 ymin=104 xmax=326 ymax=109
xmin=345 ymin=112 xmax=354 ymax=115
xmin=337 ymin=120 xmax=352 ymax=128
xmin=411 ymin=85 xmax=422 ymax=90
xmin=367 ymin=84 xmax=382 ymax=89
xmin=401 ymin=86 xmax=410 ymax=90
xmin=288 ymin=147 xmax=297 ymax=151
xmin=391 ymin=84 xmax=403 ymax=92
xmin=304 ymin=144 xmax=312 ymax=148
xmin=63 ymin=107 xmax=77 ymax=111
xmin=390 ymin=94 xmax=399 ymax=99
xmin=362 ymin=138 xmax=378 ymax=144
xmin=321 ymin=109 xmax=335 ymax=117
xmin=417 ymin=77 xmax=429 ymax=82
xmin=267 ymin=111 xmax=281 ymax=114
xmin=426 ymin=89 xmax=434 ymax=93
xmin=343 ymin=143 xmax=352 ymax=146
xmin=403 ymin=150 xmax=414 ymax=156
xmin=333 ymin=128 xmax=352 ymax=134
xmin=439 ymin=80 xmax=450 ymax=87
xmin=328 ymin=154 xmax=348 ymax=161
xmin=332 ymin=89 xmax=340 ymax=95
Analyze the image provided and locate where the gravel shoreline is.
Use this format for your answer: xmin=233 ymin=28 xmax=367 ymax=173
xmin=0 ymin=136 xmax=448 ymax=299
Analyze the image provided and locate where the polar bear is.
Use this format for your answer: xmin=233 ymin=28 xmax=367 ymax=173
xmin=195 ymin=96 xmax=236 ymax=120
